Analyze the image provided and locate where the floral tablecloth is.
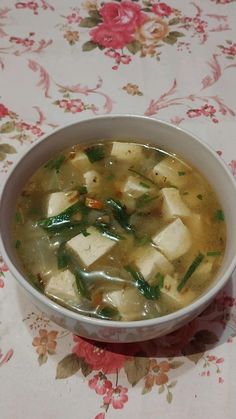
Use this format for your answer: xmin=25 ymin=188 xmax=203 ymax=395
xmin=1 ymin=1 xmax=236 ymax=418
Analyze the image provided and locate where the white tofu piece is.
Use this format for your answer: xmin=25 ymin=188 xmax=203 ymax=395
xmin=66 ymin=226 xmax=116 ymax=267
xmin=191 ymin=261 xmax=213 ymax=283
xmin=151 ymin=157 xmax=190 ymax=186
xmin=131 ymin=245 xmax=173 ymax=282
xmin=152 ymin=218 xmax=192 ymax=261
xmin=46 ymin=191 xmax=78 ymax=217
xmin=70 ymin=151 xmax=92 ymax=171
xmin=122 ymin=175 xmax=148 ymax=198
xmin=103 ymin=288 xmax=145 ymax=321
xmin=45 ymin=269 xmax=80 ymax=304
xmin=161 ymin=188 xmax=191 ymax=219
xmin=185 ymin=213 xmax=203 ymax=237
xmin=111 ymin=142 xmax=143 ymax=162
xmin=161 ymin=274 xmax=196 ymax=308
xmin=83 ymin=170 xmax=101 ymax=193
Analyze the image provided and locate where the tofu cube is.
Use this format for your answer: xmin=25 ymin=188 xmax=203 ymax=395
xmin=111 ymin=142 xmax=143 ymax=162
xmin=70 ymin=151 xmax=92 ymax=171
xmin=152 ymin=218 xmax=192 ymax=261
xmin=161 ymin=188 xmax=191 ymax=219
xmin=46 ymin=191 xmax=78 ymax=217
xmin=83 ymin=170 xmax=101 ymax=193
xmin=151 ymin=157 xmax=190 ymax=187
xmin=45 ymin=269 xmax=80 ymax=304
xmin=131 ymin=245 xmax=173 ymax=282
xmin=103 ymin=288 xmax=145 ymax=321
xmin=122 ymin=175 xmax=149 ymax=198
xmin=161 ymin=274 xmax=196 ymax=308
xmin=66 ymin=226 xmax=116 ymax=267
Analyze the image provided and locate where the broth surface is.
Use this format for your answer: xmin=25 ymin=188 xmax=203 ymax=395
xmin=13 ymin=141 xmax=226 ymax=321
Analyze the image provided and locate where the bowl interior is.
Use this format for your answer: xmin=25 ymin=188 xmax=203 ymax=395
xmin=1 ymin=115 xmax=236 ymax=325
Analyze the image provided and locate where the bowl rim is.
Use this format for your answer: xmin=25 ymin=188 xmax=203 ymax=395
xmin=1 ymin=113 xmax=236 ymax=329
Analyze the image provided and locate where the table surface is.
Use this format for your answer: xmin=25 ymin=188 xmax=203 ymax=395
xmin=1 ymin=1 xmax=236 ymax=418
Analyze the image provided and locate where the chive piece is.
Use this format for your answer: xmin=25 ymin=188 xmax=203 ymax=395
xmin=74 ymin=267 xmax=90 ymax=298
xmin=135 ymin=234 xmax=151 ymax=246
xmin=15 ymin=239 xmax=21 ymax=249
xmin=106 ymin=173 xmax=115 ymax=181
xmin=182 ymin=191 xmax=189 ymax=196
xmin=197 ymin=194 xmax=203 ymax=200
xmin=44 ymin=155 xmax=65 ymax=173
xmin=207 ymin=251 xmax=221 ymax=256
xmin=124 ymin=265 xmax=162 ymax=300
xmin=139 ymin=181 xmax=150 ymax=189
xmin=94 ymin=221 xmax=124 ymax=241
xmin=84 ymin=146 xmax=105 ymax=163
xmin=37 ymin=201 xmax=89 ymax=230
xmin=96 ymin=305 xmax=120 ymax=320
xmin=136 ymin=193 xmax=159 ymax=208
xmin=105 ymin=198 xmax=133 ymax=232
xmin=79 ymin=186 xmax=87 ymax=195
xmin=177 ymin=253 xmax=205 ymax=292
xmin=128 ymin=168 xmax=157 ymax=186
xmin=57 ymin=244 xmax=71 ymax=269
xmin=178 ymin=171 xmax=186 ymax=176
xmin=15 ymin=212 xmax=23 ymax=224
xmin=155 ymin=272 xmax=164 ymax=288
xmin=214 ymin=209 xmax=225 ymax=221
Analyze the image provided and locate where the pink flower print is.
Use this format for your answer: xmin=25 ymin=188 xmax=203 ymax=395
xmin=100 ymin=1 xmax=147 ymax=33
xmin=216 ymin=357 xmax=224 ymax=364
xmin=0 ymin=278 xmax=4 ymax=288
xmin=90 ymin=24 xmax=133 ymax=49
xmin=28 ymin=2 xmax=38 ymax=11
xmin=229 ymin=160 xmax=236 ymax=176
xmin=69 ymin=99 xmax=85 ymax=113
xmin=22 ymin=38 xmax=35 ymax=47
xmin=66 ymin=12 xmax=81 ymax=24
xmin=15 ymin=2 xmax=27 ymax=9
xmin=187 ymin=108 xmax=202 ymax=118
xmin=95 ymin=414 xmax=105 ymax=419
xmin=219 ymin=377 xmax=224 ymax=384
xmin=103 ymin=386 xmax=128 ymax=409
xmin=151 ymin=3 xmax=173 ymax=17
xmin=201 ymin=104 xmax=216 ymax=116
xmin=89 ymin=373 xmax=112 ymax=395
xmin=0 ymin=103 xmax=9 ymax=118
xmin=207 ymin=355 xmax=217 ymax=362
xmin=222 ymin=43 xmax=236 ymax=57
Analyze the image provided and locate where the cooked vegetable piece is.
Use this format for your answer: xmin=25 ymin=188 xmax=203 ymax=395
xmin=37 ymin=201 xmax=89 ymax=230
xmin=105 ymin=198 xmax=133 ymax=232
xmin=84 ymin=146 xmax=105 ymax=163
xmin=124 ymin=265 xmax=163 ymax=300
xmin=177 ymin=253 xmax=205 ymax=291
xmin=44 ymin=155 xmax=65 ymax=173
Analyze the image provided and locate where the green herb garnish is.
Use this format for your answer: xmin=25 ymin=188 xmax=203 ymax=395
xmin=96 ymin=305 xmax=120 ymax=320
xmin=44 ymin=155 xmax=65 ymax=173
xmin=124 ymin=265 xmax=162 ymax=300
xmin=197 ymin=194 xmax=203 ymax=200
xmin=15 ymin=211 xmax=23 ymax=224
xmin=128 ymin=168 xmax=157 ymax=186
xmin=178 ymin=171 xmax=186 ymax=176
xmin=139 ymin=181 xmax=150 ymax=189
xmin=177 ymin=253 xmax=205 ymax=292
xmin=106 ymin=173 xmax=115 ymax=181
xmin=15 ymin=239 xmax=21 ymax=249
xmin=214 ymin=209 xmax=225 ymax=221
xmin=155 ymin=272 xmax=164 ymax=288
xmin=74 ymin=266 xmax=90 ymax=298
xmin=106 ymin=198 xmax=133 ymax=232
xmin=37 ymin=201 xmax=89 ymax=230
xmin=79 ymin=186 xmax=87 ymax=195
xmin=84 ymin=146 xmax=105 ymax=163
xmin=182 ymin=192 xmax=189 ymax=196
xmin=135 ymin=234 xmax=151 ymax=246
xmin=57 ymin=244 xmax=71 ymax=269
xmin=207 ymin=251 xmax=221 ymax=256
xmin=94 ymin=221 xmax=124 ymax=241
xmin=136 ymin=193 xmax=159 ymax=208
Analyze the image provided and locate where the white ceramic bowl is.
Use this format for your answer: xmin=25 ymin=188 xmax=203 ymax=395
xmin=1 ymin=115 xmax=236 ymax=343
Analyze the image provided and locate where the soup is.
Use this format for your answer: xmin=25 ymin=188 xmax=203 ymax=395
xmin=13 ymin=141 xmax=226 ymax=321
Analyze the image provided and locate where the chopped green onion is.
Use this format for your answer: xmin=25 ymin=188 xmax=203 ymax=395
xmin=124 ymin=265 xmax=162 ymax=300
xmin=207 ymin=251 xmax=221 ymax=256
xmin=106 ymin=173 xmax=115 ymax=181
xmin=214 ymin=209 xmax=225 ymax=221
xmin=135 ymin=234 xmax=151 ymax=246
xmin=84 ymin=146 xmax=105 ymax=163
xmin=178 ymin=171 xmax=186 ymax=176
xmin=155 ymin=272 xmax=164 ymax=288
xmin=57 ymin=244 xmax=71 ymax=269
xmin=136 ymin=193 xmax=159 ymax=208
xmin=182 ymin=192 xmax=189 ymax=196
xmin=96 ymin=305 xmax=120 ymax=320
xmin=139 ymin=181 xmax=150 ymax=189
xmin=197 ymin=194 xmax=203 ymax=200
xmin=15 ymin=211 xmax=23 ymax=224
xmin=37 ymin=201 xmax=89 ymax=230
xmin=105 ymin=198 xmax=133 ymax=232
xmin=94 ymin=221 xmax=124 ymax=241
xmin=44 ymin=155 xmax=65 ymax=173
xmin=177 ymin=253 xmax=205 ymax=292
xmin=128 ymin=168 xmax=157 ymax=186
xmin=79 ymin=186 xmax=87 ymax=195
xmin=15 ymin=239 xmax=21 ymax=249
